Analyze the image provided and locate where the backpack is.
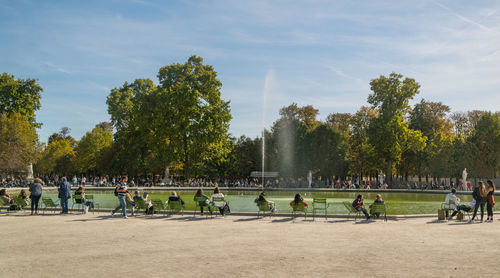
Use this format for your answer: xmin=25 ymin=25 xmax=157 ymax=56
xmin=114 ymin=186 xmax=119 ymax=196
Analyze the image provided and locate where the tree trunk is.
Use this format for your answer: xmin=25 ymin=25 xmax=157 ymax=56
xmin=183 ymin=134 xmax=190 ymax=180
xmin=386 ymin=160 xmax=392 ymax=187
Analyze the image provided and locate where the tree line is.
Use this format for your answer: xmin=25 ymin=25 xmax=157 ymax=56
xmin=1 ymin=58 xmax=500 ymax=186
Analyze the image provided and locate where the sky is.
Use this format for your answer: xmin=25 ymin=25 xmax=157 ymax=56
xmin=1 ymin=0 xmax=500 ymax=143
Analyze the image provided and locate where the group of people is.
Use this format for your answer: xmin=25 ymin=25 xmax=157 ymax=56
xmin=444 ymin=180 xmax=495 ymax=223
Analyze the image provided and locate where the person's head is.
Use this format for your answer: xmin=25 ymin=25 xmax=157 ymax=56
xmin=357 ymin=194 xmax=362 ymax=200
xmin=487 ymin=180 xmax=495 ymax=190
xmin=258 ymin=192 xmax=266 ymax=201
xmin=451 ymin=188 xmax=456 ymax=194
xmin=19 ymin=189 xmax=27 ymax=197
xmin=76 ymin=186 xmax=84 ymax=193
xmin=171 ymin=191 xmax=177 ymax=196
xmin=61 ymin=177 xmax=67 ymax=182
xmin=34 ymin=177 xmax=43 ymax=184
xmin=376 ymin=194 xmax=382 ymax=200
xmin=294 ymin=193 xmax=303 ymax=204
xmin=134 ymin=190 xmax=140 ymax=196
xmin=195 ymin=189 xmax=203 ymax=196
xmin=214 ymin=187 xmax=220 ymax=194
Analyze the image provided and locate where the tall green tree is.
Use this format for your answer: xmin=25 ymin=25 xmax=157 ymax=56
xmin=468 ymin=113 xmax=500 ymax=178
xmin=36 ymin=139 xmax=75 ymax=175
xmin=75 ymin=125 xmax=113 ymax=175
xmin=367 ymin=73 xmax=426 ymax=184
xmin=0 ymin=73 xmax=43 ymax=128
xmin=348 ymin=106 xmax=378 ymax=179
xmin=0 ymin=113 xmax=38 ymax=174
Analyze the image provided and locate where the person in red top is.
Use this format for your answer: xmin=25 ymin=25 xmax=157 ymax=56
xmin=290 ymin=193 xmax=308 ymax=207
xmin=352 ymin=194 xmax=370 ymax=220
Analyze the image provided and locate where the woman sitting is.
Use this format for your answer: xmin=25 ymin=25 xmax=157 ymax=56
xmin=0 ymin=189 xmax=13 ymax=204
xmin=193 ymin=189 xmax=211 ymax=215
xmin=352 ymin=194 xmax=370 ymax=220
xmin=74 ymin=186 xmax=94 ymax=214
xmin=18 ymin=189 xmax=30 ymax=206
xmin=133 ymin=190 xmax=153 ymax=214
xmin=168 ymin=191 xmax=185 ymax=206
xmin=290 ymin=193 xmax=308 ymax=208
xmin=369 ymin=194 xmax=384 ymax=218
xmin=254 ymin=192 xmax=275 ymax=213
xmin=211 ymin=187 xmax=229 ymax=216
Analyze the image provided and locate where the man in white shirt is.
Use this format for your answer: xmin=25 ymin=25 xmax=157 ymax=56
xmin=445 ymin=188 xmax=460 ymax=218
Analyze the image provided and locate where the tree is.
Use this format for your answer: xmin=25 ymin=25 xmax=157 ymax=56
xmin=156 ymin=55 xmax=232 ymax=179
xmin=0 ymin=73 xmax=43 ymax=127
xmin=36 ymin=139 xmax=75 ymax=175
xmin=348 ymin=106 xmax=378 ymax=180
xmin=367 ymin=73 xmax=426 ymax=184
xmin=468 ymin=113 xmax=500 ymax=178
xmin=48 ymin=127 xmax=78 ymax=147
xmin=0 ymin=113 xmax=38 ymax=174
xmin=75 ymin=125 xmax=113 ymax=175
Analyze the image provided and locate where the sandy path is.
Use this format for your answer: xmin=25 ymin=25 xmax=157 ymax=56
xmin=2 ymin=212 xmax=499 ymax=278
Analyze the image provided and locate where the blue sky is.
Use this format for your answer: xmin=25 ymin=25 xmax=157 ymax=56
xmin=1 ymin=0 xmax=500 ymax=142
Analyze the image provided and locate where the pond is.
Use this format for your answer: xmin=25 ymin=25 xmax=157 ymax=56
xmin=31 ymin=189 xmax=497 ymax=215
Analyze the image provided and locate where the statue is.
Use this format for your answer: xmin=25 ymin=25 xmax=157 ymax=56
xmin=27 ymin=163 xmax=34 ymax=182
xmin=379 ymin=171 xmax=384 ymax=186
xmin=462 ymin=168 xmax=468 ymax=187
xmin=307 ymin=170 xmax=312 ymax=189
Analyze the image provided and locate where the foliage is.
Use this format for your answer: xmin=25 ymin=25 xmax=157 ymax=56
xmin=0 ymin=73 xmax=43 ymax=128
xmin=36 ymin=139 xmax=75 ymax=175
xmin=74 ymin=125 xmax=113 ymax=175
xmin=0 ymin=113 xmax=38 ymax=174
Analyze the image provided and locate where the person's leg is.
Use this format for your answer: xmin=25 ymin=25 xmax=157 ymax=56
xmin=486 ymin=204 xmax=493 ymax=220
xmin=471 ymin=203 xmax=479 ymax=221
xmin=219 ymin=207 xmax=224 ymax=216
xmin=450 ymin=210 xmax=459 ymax=218
xmin=34 ymin=195 xmax=40 ymax=214
xmin=30 ymin=196 xmax=35 ymax=214
xmin=361 ymin=208 xmax=370 ymax=219
xmin=480 ymin=203 xmax=484 ymax=222
xmin=112 ymin=197 xmax=121 ymax=215
xmin=200 ymin=206 xmax=204 ymax=214
xmin=118 ymin=196 xmax=127 ymax=217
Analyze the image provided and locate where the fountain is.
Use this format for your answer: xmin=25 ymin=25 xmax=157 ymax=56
xmin=261 ymin=69 xmax=274 ymax=187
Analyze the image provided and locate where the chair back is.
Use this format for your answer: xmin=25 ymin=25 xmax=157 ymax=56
xmin=0 ymin=197 xmax=9 ymax=206
xmin=257 ymin=202 xmax=271 ymax=212
xmin=73 ymin=194 xmax=83 ymax=203
xmin=292 ymin=202 xmax=306 ymax=212
xmin=194 ymin=196 xmax=207 ymax=205
xmin=169 ymin=200 xmax=183 ymax=211
xmin=85 ymin=194 xmax=95 ymax=201
xmin=134 ymin=198 xmax=147 ymax=209
xmin=371 ymin=203 xmax=386 ymax=214
xmin=313 ymin=198 xmax=327 ymax=207
xmin=343 ymin=201 xmax=357 ymax=213
xmin=14 ymin=197 xmax=27 ymax=208
xmin=42 ymin=197 xmax=56 ymax=207
xmin=151 ymin=199 xmax=165 ymax=210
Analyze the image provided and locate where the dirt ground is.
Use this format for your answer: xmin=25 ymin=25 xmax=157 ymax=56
xmin=2 ymin=211 xmax=499 ymax=278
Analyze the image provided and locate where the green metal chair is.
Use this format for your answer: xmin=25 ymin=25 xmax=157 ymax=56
xmin=167 ymin=199 xmax=184 ymax=215
xmin=212 ymin=196 xmax=228 ymax=216
xmin=0 ymin=197 xmax=11 ymax=212
xmin=133 ymin=198 xmax=149 ymax=216
xmin=441 ymin=200 xmax=457 ymax=220
xmin=151 ymin=199 xmax=167 ymax=216
xmin=291 ymin=202 xmax=308 ymax=219
xmin=71 ymin=194 xmax=85 ymax=213
xmin=312 ymin=198 xmax=329 ymax=220
xmin=193 ymin=196 xmax=211 ymax=217
xmin=41 ymin=197 xmax=59 ymax=214
xmin=84 ymin=194 xmax=100 ymax=214
xmin=370 ymin=203 xmax=387 ymax=221
xmin=343 ymin=201 xmax=364 ymax=221
xmin=13 ymin=197 xmax=29 ymax=213
xmin=257 ymin=202 xmax=274 ymax=218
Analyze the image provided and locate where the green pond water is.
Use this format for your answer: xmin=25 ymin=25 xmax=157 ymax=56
xmin=34 ymin=190 xmax=497 ymax=215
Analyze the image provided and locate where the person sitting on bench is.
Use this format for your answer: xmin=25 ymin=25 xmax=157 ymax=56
xmin=449 ymin=199 xmax=476 ymax=219
xmin=444 ymin=188 xmax=460 ymax=218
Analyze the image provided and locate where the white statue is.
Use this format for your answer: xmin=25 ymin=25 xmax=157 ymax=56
xmin=379 ymin=171 xmax=384 ymax=186
xmin=27 ymin=163 xmax=34 ymax=182
xmin=462 ymin=168 xmax=467 ymax=189
xmin=307 ymin=170 xmax=312 ymax=189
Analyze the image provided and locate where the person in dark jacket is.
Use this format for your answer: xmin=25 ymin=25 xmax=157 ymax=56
xmin=29 ymin=178 xmax=43 ymax=215
xmin=58 ymin=177 xmax=71 ymax=214
xmin=469 ymin=182 xmax=488 ymax=223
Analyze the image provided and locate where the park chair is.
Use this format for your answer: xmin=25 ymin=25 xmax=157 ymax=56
xmin=167 ymin=199 xmax=184 ymax=215
xmin=133 ymin=198 xmax=149 ymax=216
xmin=84 ymin=194 xmax=100 ymax=214
xmin=291 ymin=202 xmax=307 ymax=219
xmin=212 ymin=196 xmax=228 ymax=216
xmin=151 ymin=199 xmax=167 ymax=216
xmin=370 ymin=203 xmax=387 ymax=221
xmin=312 ymin=198 xmax=329 ymax=220
xmin=71 ymin=194 xmax=85 ymax=213
xmin=193 ymin=196 xmax=211 ymax=218
xmin=13 ymin=197 xmax=29 ymax=213
xmin=41 ymin=197 xmax=59 ymax=214
xmin=256 ymin=202 xmax=274 ymax=218
xmin=441 ymin=199 xmax=457 ymax=220
xmin=0 ymin=197 xmax=11 ymax=212
xmin=343 ymin=201 xmax=364 ymax=221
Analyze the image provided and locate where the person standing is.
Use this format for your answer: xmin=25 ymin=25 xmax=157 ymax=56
xmin=28 ymin=179 xmax=42 ymax=215
xmin=486 ymin=180 xmax=495 ymax=222
xmin=111 ymin=179 xmax=129 ymax=218
xmin=58 ymin=177 xmax=71 ymax=214
xmin=469 ymin=182 xmax=488 ymax=223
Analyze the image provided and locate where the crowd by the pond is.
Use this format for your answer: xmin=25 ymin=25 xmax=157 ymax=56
xmin=443 ymin=180 xmax=495 ymax=223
